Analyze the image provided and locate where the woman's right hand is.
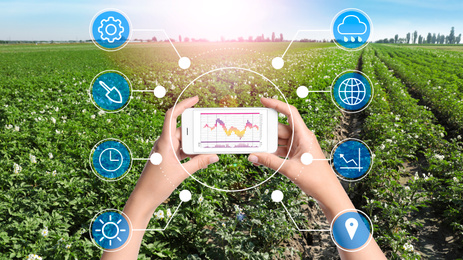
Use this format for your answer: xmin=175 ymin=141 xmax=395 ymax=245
xmin=248 ymin=98 xmax=342 ymax=210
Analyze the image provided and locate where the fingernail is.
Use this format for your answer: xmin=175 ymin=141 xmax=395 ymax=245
xmin=209 ymin=155 xmax=219 ymax=164
xmin=248 ymin=155 xmax=258 ymax=163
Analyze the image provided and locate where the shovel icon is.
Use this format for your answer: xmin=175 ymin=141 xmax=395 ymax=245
xmin=99 ymin=81 xmax=123 ymax=104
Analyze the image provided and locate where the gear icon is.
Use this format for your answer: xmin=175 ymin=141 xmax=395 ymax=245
xmin=98 ymin=16 xmax=125 ymax=43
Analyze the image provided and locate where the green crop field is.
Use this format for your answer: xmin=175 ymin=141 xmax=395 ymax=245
xmin=0 ymin=42 xmax=462 ymax=259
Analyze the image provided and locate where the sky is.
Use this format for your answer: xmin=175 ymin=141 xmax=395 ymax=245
xmin=1 ymin=0 xmax=463 ymax=42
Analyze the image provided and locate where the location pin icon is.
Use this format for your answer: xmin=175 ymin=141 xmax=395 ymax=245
xmin=345 ymin=218 xmax=358 ymax=240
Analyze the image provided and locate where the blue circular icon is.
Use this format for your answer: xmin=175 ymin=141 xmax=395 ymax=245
xmin=331 ymin=211 xmax=372 ymax=251
xmin=90 ymin=9 xmax=131 ymax=51
xmin=332 ymin=139 xmax=372 ymax=181
xmin=90 ymin=71 xmax=131 ymax=112
xmin=91 ymin=139 xmax=132 ymax=180
xmin=91 ymin=211 xmax=130 ymax=250
xmin=331 ymin=9 xmax=372 ymax=50
xmin=332 ymin=71 xmax=372 ymax=112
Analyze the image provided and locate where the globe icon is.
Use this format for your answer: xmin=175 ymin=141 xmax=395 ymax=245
xmin=338 ymin=77 xmax=366 ymax=106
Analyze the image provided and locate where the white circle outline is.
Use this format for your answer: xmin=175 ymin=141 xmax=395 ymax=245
xmin=330 ymin=208 xmax=374 ymax=252
xmin=105 ymin=24 xmax=117 ymax=36
xmin=169 ymin=67 xmax=294 ymax=192
xmin=89 ymin=8 xmax=133 ymax=52
xmin=99 ymin=148 xmax=124 ymax=172
xmin=89 ymin=208 xmax=133 ymax=252
xmin=330 ymin=138 xmax=374 ymax=182
xmin=330 ymin=8 xmax=374 ymax=52
xmin=102 ymin=222 xmax=119 ymax=239
xmin=330 ymin=70 xmax=374 ymax=114
xmin=89 ymin=138 xmax=133 ymax=182
xmin=89 ymin=70 xmax=133 ymax=113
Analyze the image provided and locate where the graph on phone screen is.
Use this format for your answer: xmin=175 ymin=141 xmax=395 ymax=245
xmin=200 ymin=112 xmax=262 ymax=149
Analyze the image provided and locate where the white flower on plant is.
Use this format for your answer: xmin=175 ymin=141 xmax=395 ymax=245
xmin=51 ymin=117 xmax=56 ymax=124
xmin=27 ymin=254 xmax=43 ymax=260
xmin=198 ymin=195 xmax=204 ymax=203
xmin=434 ymin=154 xmax=444 ymax=160
xmin=98 ymin=110 xmax=105 ymax=116
xmin=264 ymin=189 xmax=269 ymax=195
xmin=55 ymin=129 xmax=62 ymax=134
xmin=41 ymin=227 xmax=48 ymax=237
xmin=29 ymin=154 xmax=37 ymax=163
xmin=91 ymin=115 xmax=96 ymax=119
xmin=380 ymin=144 xmax=385 ymax=150
xmin=65 ymin=243 xmax=71 ymax=249
xmin=403 ymin=242 xmax=414 ymax=252
xmin=155 ymin=210 xmax=164 ymax=220
xmin=107 ymin=119 xmax=111 ymax=123
xmin=166 ymin=208 xmax=172 ymax=218
xmin=58 ymin=237 xmax=64 ymax=243
xmin=453 ymin=177 xmax=459 ymax=183
xmin=221 ymin=222 xmax=226 ymax=228
xmin=14 ymin=126 xmax=20 ymax=131
xmin=49 ymin=153 xmax=53 ymax=159
xmin=13 ymin=163 xmax=22 ymax=174
xmin=54 ymin=107 xmax=59 ymax=112
xmin=5 ymin=124 xmax=12 ymax=129
xmin=52 ymin=170 xmax=57 ymax=176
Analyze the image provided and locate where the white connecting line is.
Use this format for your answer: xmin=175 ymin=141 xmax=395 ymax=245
xmin=280 ymin=201 xmax=330 ymax=232
xmin=133 ymin=201 xmax=183 ymax=232
xmin=132 ymin=29 xmax=182 ymax=58
xmin=281 ymin=29 xmax=331 ymax=58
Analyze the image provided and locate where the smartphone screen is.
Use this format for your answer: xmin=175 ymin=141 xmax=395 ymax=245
xmin=182 ymin=108 xmax=278 ymax=154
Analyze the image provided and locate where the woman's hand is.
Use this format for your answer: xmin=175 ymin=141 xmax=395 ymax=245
xmin=129 ymin=96 xmax=219 ymax=215
xmin=248 ymin=97 xmax=336 ymax=203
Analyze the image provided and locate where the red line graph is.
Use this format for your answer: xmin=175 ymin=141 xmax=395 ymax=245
xmin=203 ymin=118 xmax=259 ymax=139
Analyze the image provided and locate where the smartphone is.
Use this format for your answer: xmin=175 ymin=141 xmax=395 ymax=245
xmin=182 ymin=107 xmax=278 ymax=154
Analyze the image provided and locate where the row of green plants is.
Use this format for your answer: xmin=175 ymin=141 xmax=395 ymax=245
xmin=374 ymin=45 xmax=463 ymax=132
xmin=358 ymin=45 xmax=463 ymax=259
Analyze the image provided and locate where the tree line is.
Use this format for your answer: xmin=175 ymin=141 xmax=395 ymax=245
xmin=138 ymin=32 xmax=285 ymax=43
xmin=376 ymin=27 xmax=461 ymax=44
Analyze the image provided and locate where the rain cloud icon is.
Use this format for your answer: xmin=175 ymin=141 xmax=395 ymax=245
xmin=337 ymin=15 xmax=367 ymax=35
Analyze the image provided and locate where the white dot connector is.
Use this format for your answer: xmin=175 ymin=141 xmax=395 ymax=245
xmin=301 ymin=152 xmax=313 ymax=165
xmin=271 ymin=190 xmax=284 ymax=202
xmin=178 ymin=57 xmax=191 ymax=69
xmin=153 ymin=86 xmax=166 ymax=98
xmin=150 ymin=153 xmax=163 ymax=165
xmin=179 ymin=190 xmax=192 ymax=202
xmin=272 ymin=57 xmax=284 ymax=70
xmin=297 ymin=86 xmax=309 ymax=98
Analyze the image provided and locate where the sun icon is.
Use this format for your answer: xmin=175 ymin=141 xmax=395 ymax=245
xmin=91 ymin=210 xmax=131 ymax=250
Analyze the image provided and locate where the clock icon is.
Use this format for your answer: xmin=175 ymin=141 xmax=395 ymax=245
xmin=99 ymin=148 xmax=124 ymax=172
xmin=90 ymin=139 xmax=132 ymax=181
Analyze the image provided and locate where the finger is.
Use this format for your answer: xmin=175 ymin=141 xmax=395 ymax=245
xmin=248 ymin=153 xmax=289 ymax=173
xmin=175 ymin=127 xmax=181 ymax=140
xmin=162 ymin=96 xmax=199 ymax=138
xmin=274 ymin=146 xmax=289 ymax=158
xmin=278 ymin=123 xmax=291 ymax=139
xmin=260 ymin=97 xmax=304 ymax=131
xmin=183 ymin=154 xmax=219 ymax=173
xmin=278 ymin=138 xmax=289 ymax=145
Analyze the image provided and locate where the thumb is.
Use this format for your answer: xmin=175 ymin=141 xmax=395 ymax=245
xmin=183 ymin=154 xmax=219 ymax=174
xmin=248 ymin=153 xmax=288 ymax=173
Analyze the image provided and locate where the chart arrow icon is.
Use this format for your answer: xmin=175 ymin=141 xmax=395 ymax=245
xmin=99 ymin=80 xmax=123 ymax=104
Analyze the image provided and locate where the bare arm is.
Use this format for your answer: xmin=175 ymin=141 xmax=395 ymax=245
xmin=101 ymin=96 xmax=219 ymax=259
xmin=249 ymin=97 xmax=386 ymax=260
